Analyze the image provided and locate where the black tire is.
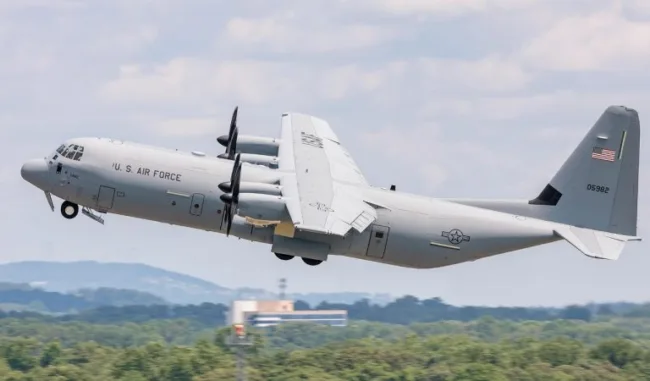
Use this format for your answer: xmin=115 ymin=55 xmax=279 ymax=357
xmin=275 ymin=253 xmax=294 ymax=261
xmin=302 ymin=258 xmax=322 ymax=266
xmin=61 ymin=201 xmax=79 ymax=219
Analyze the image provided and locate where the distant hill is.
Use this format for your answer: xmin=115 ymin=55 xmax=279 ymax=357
xmin=0 ymin=282 xmax=166 ymax=314
xmin=0 ymin=261 xmax=394 ymax=306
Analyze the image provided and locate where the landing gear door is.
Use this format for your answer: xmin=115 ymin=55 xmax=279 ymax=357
xmin=190 ymin=193 xmax=205 ymax=216
xmin=97 ymin=186 xmax=116 ymax=211
xmin=366 ymin=225 xmax=390 ymax=259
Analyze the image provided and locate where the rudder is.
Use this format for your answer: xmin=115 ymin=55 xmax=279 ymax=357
xmin=529 ymin=105 xmax=640 ymax=236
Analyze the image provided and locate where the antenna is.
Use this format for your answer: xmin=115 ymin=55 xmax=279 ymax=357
xmin=279 ymin=278 xmax=287 ymax=300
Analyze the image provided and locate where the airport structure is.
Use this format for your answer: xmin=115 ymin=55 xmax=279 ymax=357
xmin=228 ymin=299 xmax=348 ymax=327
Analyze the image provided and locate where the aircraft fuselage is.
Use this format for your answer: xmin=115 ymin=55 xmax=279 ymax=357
xmin=23 ymin=137 xmax=561 ymax=269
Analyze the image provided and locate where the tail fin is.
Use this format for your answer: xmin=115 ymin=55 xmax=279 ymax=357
xmin=529 ymin=105 xmax=640 ymax=237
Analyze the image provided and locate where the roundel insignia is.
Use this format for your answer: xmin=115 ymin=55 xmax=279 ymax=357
xmin=441 ymin=229 xmax=470 ymax=245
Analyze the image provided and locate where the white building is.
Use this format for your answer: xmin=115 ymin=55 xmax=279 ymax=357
xmin=228 ymin=300 xmax=347 ymax=327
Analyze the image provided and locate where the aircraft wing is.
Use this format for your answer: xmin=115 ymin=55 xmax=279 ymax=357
xmin=277 ymin=113 xmax=377 ymax=236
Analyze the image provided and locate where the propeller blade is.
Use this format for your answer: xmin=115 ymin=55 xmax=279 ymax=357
xmin=226 ymin=215 xmax=233 ymax=236
xmin=232 ymin=153 xmax=240 ymax=182
xmin=229 ymin=129 xmax=238 ymax=160
xmin=230 ymin=106 xmax=238 ymax=136
xmin=221 ymin=205 xmax=231 ymax=234
xmin=232 ymin=159 xmax=241 ymax=205
xmin=220 ymin=152 xmax=241 ymax=237
xmin=217 ymin=129 xmax=238 ymax=160
xmin=217 ymin=106 xmax=238 ymax=147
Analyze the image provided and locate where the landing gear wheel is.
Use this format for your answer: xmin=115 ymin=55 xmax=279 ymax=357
xmin=61 ymin=201 xmax=79 ymax=219
xmin=302 ymin=258 xmax=322 ymax=266
xmin=275 ymin=253 xmax=294 ymax=261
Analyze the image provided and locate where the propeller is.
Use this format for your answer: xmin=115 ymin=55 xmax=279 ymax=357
xmin=217 ymin=106 xmax=238 ymax=160
xmin=219 ymin=153 xmax=242 ymax=236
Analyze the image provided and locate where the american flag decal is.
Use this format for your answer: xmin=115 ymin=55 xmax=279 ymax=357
xmin=591 ymin=146 xmax=616 ymax=162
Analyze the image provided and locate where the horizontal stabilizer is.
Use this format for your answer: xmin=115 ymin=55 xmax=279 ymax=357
xmin=554 ymin=225 xmax=641 ymax=260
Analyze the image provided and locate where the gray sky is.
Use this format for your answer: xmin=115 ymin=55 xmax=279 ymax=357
xmin=3 ymin=0 xmax=650 ymax=307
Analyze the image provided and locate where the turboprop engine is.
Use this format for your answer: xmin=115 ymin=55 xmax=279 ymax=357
xmin=236 ymin=193 xmax=288 ymax=222
xmin=218 ymin=153 xmax=290 ymax=234
xmin=237 ymin=153 xmax=279 ymax=168
xmin=217 ymin=106 xmax=281 ymax=168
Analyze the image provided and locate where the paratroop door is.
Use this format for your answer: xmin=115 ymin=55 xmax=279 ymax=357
xmin=97 ymin=186 xmax=116 ymax=210
xmin=190 ymin=193 xmax=205 ymax=216
xmin=366 ymin=225 xmax=390 ymax=259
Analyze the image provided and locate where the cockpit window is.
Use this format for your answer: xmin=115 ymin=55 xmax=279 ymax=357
xmin=57 ymin=144 xmax=85 ymax=161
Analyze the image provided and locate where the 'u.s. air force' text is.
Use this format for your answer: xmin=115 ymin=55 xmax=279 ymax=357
xmin=111 ymin=163 xmax=182 ymax=182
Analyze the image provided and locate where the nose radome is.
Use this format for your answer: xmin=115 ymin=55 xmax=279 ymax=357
xmin=21 ymin=159 xmax=50 ymax=190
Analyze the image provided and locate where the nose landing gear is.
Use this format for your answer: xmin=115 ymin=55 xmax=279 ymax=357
xmin=59 ymin=200 xmax=105 ymax=225
xmin=61 ymin=201 xmax=79 ymax=219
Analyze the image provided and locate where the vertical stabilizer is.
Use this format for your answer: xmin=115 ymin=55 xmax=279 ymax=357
xmin=529 ymin=105 xmax=640 ymax=236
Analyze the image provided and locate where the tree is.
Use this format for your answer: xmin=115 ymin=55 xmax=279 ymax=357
xmin=537 ymin=338 xmax=584 ymax=367
xmin=40 ymin=341 xmax=62 ymax=368
xmin=1 ymin=338 xmax=39 ymax=372
xmin=590 ymin=339 xmax=644 ymax=368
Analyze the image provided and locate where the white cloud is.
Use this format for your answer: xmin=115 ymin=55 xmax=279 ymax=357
xmin=365 ymin=0 xmax=540 ymax=16
xmin=316 ymin=62 xmax=408 ymax=100
xmin=99 ymin=58 xmax=406 ymax=107
xmin=361 ymin=125 xmax=449 ymax=190
xmin=221 ymin=13 xmax=400 ymax=53
xmin=624 ymin=0 xmax=650 ymax=15
xmin=152 ymin=117 xmax=219 ymax=137
xmin=417 ymin=56 xmax=532 ymax=93
xmin=420 ymin=90 xmax=650 ymax=121
xmin=99 ymin=54 xmax=531 ymax=112
xmin=0 ymin=0 xmax=85 ymax=12
xmin=520 ymin=8 xmax=650 ymax=71
xmin=91 ymin=25 xmax=158 ymax=54
xmin=100 ymin=59 xmax=301 ymax=106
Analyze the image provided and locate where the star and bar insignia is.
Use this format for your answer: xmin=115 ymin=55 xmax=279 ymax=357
xmin=441 ymin=229 xmax=470 ymax=245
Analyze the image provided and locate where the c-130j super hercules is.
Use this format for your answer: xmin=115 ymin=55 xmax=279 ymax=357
xmin=21 ymin=106 xmax=641 ymax=267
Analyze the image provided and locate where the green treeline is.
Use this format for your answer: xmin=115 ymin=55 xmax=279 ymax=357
xmin=4 ymin=296 xmax=648 ymax=328
xmin=1 ymin=318 xmax=650 ymax=380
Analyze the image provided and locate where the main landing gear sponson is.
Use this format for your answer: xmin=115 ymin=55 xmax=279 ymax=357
xmin=61 ymin=201 xmax=79 ymax=219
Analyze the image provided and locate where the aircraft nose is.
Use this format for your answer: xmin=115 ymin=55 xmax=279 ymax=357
xmin=21 ymin=159 xmax=50 ymax=190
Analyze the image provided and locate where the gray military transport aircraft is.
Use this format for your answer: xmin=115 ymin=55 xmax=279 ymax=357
xmin=21 ymin=105 xmax=641 ymax=268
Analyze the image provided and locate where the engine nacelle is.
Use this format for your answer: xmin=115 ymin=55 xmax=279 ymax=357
xmin=239 ymin=153 xmax=279 ymax=169
xmin=237 ymin=193 xmax=288 ymax=222
xmin=238 ymin=182 xmax=282 ymax=196
xmin=237 ymin=135 xmax=280 ymax=156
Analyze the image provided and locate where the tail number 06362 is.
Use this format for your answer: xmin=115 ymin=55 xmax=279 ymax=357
xmin=587 ymin=184 xmax=610 ymax=193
